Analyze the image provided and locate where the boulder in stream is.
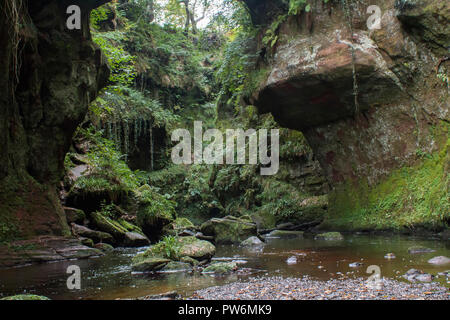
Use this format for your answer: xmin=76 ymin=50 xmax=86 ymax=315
xmin=132 ymin=257 xmax=171 ymax=272
xmin=202 ymin=262 xmax=238 ymax=274
xmin=408 ymin=246 xmax=436 ymax=254
xmin=200 ymin=216 xmax=258 ymax=244
xmin=240 ymin=236 xmax=264 ymax=247
xmin=428 ymin=256 xmax=450 ymax=266
xmin=314 ymin=232 xmax=344 ymax=241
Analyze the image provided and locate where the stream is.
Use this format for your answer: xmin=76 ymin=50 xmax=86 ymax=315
xmin=0 ymin=234 xmax=448 ymax=300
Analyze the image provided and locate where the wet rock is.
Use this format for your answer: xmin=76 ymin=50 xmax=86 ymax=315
xmin=403 ymin=269 xmax=434 ymax=282
xmin=1 ymin=294 xmax=50 ymax=300
xmin=138 ymin=291 xmax=180 ymax=300
xmin=71 ymin=223 xmax=114 ymax=245
xmin=123 ymin=232 xmax=150 ymax=247
xmin=428 ymin=256 xmax=450 ymax=266
xmin=314 ymin=232 xmax=344 ymax=241
xmin=384 ymin=253 xmax=396 ymax=260
xmin=94 ymin=243 xmax=114 ymax=253
xmin=160 ymin=261 xmax=192 ymax=272
xmin=437 ymin=271 xmax=450 ymax=277
xmin=349 ymin=262 xmax=363 ymax=268
xmin=266 ymin=230 xmax=304 ymax=239
xmin=132 ymin=257 xmax=171 ymax=272
xmin=90 ymin=212 xmax=128 ymax=242
xmin=195 ymin=232 xmax=214 ymax=242
xmin=202 ymin=262 xmax=237 ymax=274
xmin=286 ymin=256 xmax=298 ymax=265
xmin=80 ymin=237 xmax=94 ymax=248
xmin=180 ymin=256 xmax=200 ymax=266
xmin=64 ymin=207 xmax=86 ymax=224
xmin=177 ymin=236 xmax=216 ymax=261
xmin=240 ymin=236 xmax=264 ymax=247
xmin=200 ymin=216 xmax=258 ymax=244
xmin=408 ymin=246 xmax=436 ymax=254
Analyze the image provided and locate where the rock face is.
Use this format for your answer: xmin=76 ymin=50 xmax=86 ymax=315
xmin=201 ymin=216 xmax=259 ymax=244
xmin=246 ymin=0 xmax=449 ymax=229
xmin=0 ymin=236 xmax=103 ymax=268
xmin=0 ymin=0 xmax=110 ymax=241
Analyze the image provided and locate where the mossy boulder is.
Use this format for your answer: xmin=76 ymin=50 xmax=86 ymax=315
xmin=71 ymin=223 xmax=114 ymax=245
xmin=64 ymin=207 xmax=86 ymax=224
xmin=90 ymin=212 xmax=128 ymax=242
xmin=314 ymin=232 xmax=344 ymax=241
xmin=177 ymin=236 xmax=216 ymax=260
xmin=160 ymin=261 xmax=192 ymax=272
xmin=180 ymin=256 xmax=199 ymax=266
xmin=80 ymin=237 xmax=94 ymax=247
xmin=240 ymin=236 xmax=264 ymax=247
xmin=200 ymin=216 xmax=258 ymax=244
xmin=94 ymin=243 xmax=114 ymax=253
xmin=1 ymin=294 xmax=50 ymax=300
xmin=202 ymin=262 xmax=237 ymax=274
xmin=162 ymin=217 xmax=196 ymax=237
xmin=131 ymin=257 xmax=171 ymax=272
xmin=132 ymin=236 xmax=215 ymax=270
xmin=135 ymin=185 xmax=175 ymax=241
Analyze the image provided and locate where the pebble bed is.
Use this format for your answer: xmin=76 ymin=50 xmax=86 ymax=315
xmin=189 ymin=276 xmax=450 ymax=300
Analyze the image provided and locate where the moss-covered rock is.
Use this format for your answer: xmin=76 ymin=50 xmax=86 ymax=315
xmin=314 ymin=232 xmax=344 ymax=241
xmin=64 ymin=207 xmax=86 ymax=225
xmin=71 ymin=223 xmax=114 ymax=245
xmin=131 ymin=257 xmax=171 ymax=272
xmin=240 ymin=236 xmax=264 ymax=247
xmin=1 ymin=294 xmax=50 ymax=300
xmin=94 ymin=243 xmax=115 ymax=253
xmin=177 ymin=236 xmax=216 ymax=260
xmin=180 ymin=256 xmax=199 ymax=266
xmin=200 ymin=216 xmax=258 ymax=244
xmin=80 ymin=237 xmax=94 ymax=247
xmin=90 ymin=212 xmax=128 ymax=242
xmin=135 ymin=185 xmax=175 ymax=241
xmin=202 ymin=262 xmax=237 ymax=274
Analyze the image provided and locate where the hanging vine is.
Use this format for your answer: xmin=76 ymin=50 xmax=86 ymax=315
xmin=341 ymin=0 xmax=361 ymax=117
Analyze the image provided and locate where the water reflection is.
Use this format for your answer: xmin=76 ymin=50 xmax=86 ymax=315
xmin=0 ymin=235 xmax=448 ymax=299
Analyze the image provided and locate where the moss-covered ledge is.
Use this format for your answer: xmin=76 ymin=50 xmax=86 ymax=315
xmin=322 ymin=123 xmax=449 ymax=232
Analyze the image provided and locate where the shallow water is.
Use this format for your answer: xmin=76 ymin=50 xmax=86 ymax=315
xmin=0 ymin=234 xmax=448 ymax=300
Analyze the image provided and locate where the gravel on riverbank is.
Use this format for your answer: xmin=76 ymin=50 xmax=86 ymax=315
xmin=189 ymin=276 xmax=449 ymax=300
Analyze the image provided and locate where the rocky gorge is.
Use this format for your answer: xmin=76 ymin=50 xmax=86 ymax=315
xmin=0 ymin=0 xmax=448 ymax=300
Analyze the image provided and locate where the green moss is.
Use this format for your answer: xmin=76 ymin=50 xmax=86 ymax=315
xmin=1 ymin=294 xmax=50 ymax=300
xmin=326 ymin=132 xmax=449 ymax=231
xmin=135 ymin=185 xmax=176 ymax=227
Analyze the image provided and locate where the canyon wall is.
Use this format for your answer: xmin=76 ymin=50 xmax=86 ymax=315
xmin=0 ymin=0 xmax=110 ymax=240
xmin=246 ymin=0 xmax=449 ymax=230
